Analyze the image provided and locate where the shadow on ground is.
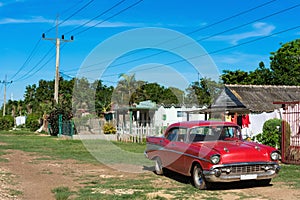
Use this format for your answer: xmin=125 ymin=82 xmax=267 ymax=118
xmin=152 ymin=168 xmax=273 ymax=190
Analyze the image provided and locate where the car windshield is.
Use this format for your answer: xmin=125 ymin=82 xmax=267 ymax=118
xmin=188 ymin=126 xmax=242 ymax=142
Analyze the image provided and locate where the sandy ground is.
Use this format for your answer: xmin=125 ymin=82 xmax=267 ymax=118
xmin=1 ymin=149 xmax=300 ymax=200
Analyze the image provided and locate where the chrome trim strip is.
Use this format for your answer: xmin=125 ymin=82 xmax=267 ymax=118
xmin=146 ymin=142 xmax=210 ymax=162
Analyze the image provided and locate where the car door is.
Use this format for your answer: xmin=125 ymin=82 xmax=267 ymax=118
xmin=164 ymin=127 xmax=189 ymax=173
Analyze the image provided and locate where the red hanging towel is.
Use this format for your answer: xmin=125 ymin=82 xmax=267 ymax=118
xmin=242 ymin=114 xmax=250 ymax=128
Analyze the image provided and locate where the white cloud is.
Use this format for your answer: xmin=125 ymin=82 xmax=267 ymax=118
xmin=0 ymin=16 xmax=52 ymax=24
xmin=0 ymin=16 xmax=139 ymax=28
xmin=0 ymin=0 xmax=24 ymax=7
xmin=209 ymin=22 xmax=275 ymax=45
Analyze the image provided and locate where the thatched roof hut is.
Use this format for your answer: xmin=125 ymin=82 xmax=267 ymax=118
xmin=211 ymin=85 xmax=300 ymax=113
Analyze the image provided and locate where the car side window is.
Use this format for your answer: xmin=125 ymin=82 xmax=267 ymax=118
xmin=166 ymin=128 xmax=178 ymax=141
xmin=166 ymin=128 xmax=187 ymax=142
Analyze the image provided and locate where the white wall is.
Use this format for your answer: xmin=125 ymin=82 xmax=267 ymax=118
xmin=242 ymin=110 xmax=282 ymax=138
xmin=154 ymin=106 xmax=206 ymax=127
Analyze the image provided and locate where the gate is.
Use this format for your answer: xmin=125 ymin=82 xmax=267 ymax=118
xmin=280 ymin=102 xmax=300 ymax=164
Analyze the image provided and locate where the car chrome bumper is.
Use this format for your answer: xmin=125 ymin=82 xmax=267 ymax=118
xmin=203 ymin=163 xmax=280 ymax=182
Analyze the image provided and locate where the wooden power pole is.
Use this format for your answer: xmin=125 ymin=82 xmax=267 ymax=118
xmin=42 ymin=16 xmax=74 ymax=104
xmin=1 ymin=75 xmax=12 ymax=116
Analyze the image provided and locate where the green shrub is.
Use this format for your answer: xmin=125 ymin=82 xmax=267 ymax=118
xmin=47 ymin=105 xmax=73 ymax=136
xmin=0 ymin=115 xmax=14 ymax=130
xmin=25 ymin=114 xmax=40 ymax=131
xmin=103 ymin=122 xmax=116 ymax=134
xmin=254 ymin=118 xmax=282 ymax=148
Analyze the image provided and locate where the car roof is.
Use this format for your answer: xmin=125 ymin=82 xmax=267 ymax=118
xmin=167 ymin=120 xmax=238 ymax=129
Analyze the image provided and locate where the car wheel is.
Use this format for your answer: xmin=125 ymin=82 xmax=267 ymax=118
xmin=154 ymin=157 xmax=163 ymax=175
xmin=192 ymin=164 xmax=208 ymax=190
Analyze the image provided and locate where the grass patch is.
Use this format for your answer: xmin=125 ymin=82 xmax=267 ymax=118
xmin=112 ymin=141 xmax=147 ymax=153
xmin=8 ymin=189 xmax=23 ymax=197
xmin=52 ymin=186 xmax=73 ymax=200
xmin=81 ymin=139 xmax=153 ymax=167
xmin=0 ymin=134 xmax=97 ymax=163
xmin=0 ymin=130 xmax=38 ymax=136
xmin=273 ymin=164 xmax=300 ymax=188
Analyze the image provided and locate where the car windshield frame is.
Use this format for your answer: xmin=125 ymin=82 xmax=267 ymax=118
xmin=187 ymin=125 xmax=242 ymax=142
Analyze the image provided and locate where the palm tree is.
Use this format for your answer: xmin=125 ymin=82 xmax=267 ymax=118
xmin=114 ymin=74 xmax=137 ymax=106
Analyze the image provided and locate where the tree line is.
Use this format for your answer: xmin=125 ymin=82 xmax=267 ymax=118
xmin=1 ymin=39 xmax=300 ymax=120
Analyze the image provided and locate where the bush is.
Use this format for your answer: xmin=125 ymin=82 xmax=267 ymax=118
xmin=26 ymin=114 xmax=40 ymax=131
xmin=254 ymin=118 xmax=282 ymax=148
xmin=47 ymin=106 xmax=73 ymax=136
xmin=0 ymin=115 xmax=14 ymax=130
xmin=103 ymin=122 xmax=116 ymax=134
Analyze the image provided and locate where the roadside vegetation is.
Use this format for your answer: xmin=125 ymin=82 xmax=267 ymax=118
xmin=1 ymin=39 xmax=300 ymax=136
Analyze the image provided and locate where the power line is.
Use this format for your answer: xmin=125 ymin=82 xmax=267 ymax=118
xmin=16 ymin=43 xmax=67 ymax=82
xmin=72 ymin=0 xmax=144 ymax=36
xmin=13 ymin=45 xmax=55 ymax=82
xmin=99 ymin=24 xmax=300 ymax=78
xmin=9 ymin=0 xmax=95 ymax=83
xmin=119 ymin=3 xmax=300 ymax=69
xmin=64 ymin=0 xmax=127 ymax=35
xmin=64 ymin=0 xmax=278 ymax=73
xmin=80 ymin=3 xmax=300 ymax=75
xmin=186 ymin=0 xmax=277 ymax=36
xmin=44 ymin=0 xmax=96 ymax=33
xmin=10 ymin=0 xmax=133 ymax=84
xmin=8 ymin=38 xmax=42 ymax=81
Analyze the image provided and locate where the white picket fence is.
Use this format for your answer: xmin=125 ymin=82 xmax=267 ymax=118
xmin=117 ymin=125 xmax=164 ymax=143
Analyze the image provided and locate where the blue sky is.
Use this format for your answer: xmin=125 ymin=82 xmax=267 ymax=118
xmin=0 ymin=0 xmax=300 ymax=101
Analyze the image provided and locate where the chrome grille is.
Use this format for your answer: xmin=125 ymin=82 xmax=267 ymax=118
xmin=220 ymin=164 xmax=273 ymax=174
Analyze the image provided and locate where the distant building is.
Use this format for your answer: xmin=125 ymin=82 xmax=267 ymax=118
xmin=204 ymin=84 xmax=300 ymax=138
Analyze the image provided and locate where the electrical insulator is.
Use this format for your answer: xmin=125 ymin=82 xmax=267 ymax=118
xmin=61 ymin=35 xmax=64 ymax=40
xmin=42 ymin=33 xmax=45 ymax=38
xmin=71 ymin=36 xmax=74 ymax=40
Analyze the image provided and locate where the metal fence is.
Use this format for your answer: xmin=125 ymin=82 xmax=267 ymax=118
xmin=281 ymin=102 xmax=300 ymax=164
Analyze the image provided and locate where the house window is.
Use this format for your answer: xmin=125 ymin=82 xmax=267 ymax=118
xmin=177 ymin=111 xmax=186 ymax=117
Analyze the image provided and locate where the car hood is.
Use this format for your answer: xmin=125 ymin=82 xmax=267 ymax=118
xmin=201 ymin=140 xmax=273 ymax=163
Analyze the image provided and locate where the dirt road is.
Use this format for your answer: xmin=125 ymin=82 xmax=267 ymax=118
xmin=1 ymin=150 xmax=300 ymax=200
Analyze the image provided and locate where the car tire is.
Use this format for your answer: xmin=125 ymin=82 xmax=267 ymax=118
xmin=192 ymin=164 xmax=209 ymax=190
xmin=154 ymin=157 xmax=163 ymax=175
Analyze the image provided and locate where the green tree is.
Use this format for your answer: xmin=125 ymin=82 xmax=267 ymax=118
xmin=72 ymin=77 xmax=95 ymax=114
xmin=221 ymin=70 xmax=250 ymax=84
xmin=248 ymin=61 xmax=273 ymax=85
xmin=185 ymin=78 xmax=222 ymax=106
xmin=93 ymin=80 xmax=114 ymax=115
xmin=113 ymin=74 xmax=138 ymax=106
xmin=270 ymin=39 xmax=300 ymax=85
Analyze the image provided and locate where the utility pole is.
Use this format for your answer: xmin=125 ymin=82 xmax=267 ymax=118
xmin=1 ymin=75 xmax=13 ymax=116
xmin=42 ymin=16 xmax=74 ymax=104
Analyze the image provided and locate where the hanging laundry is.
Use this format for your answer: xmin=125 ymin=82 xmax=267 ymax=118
xmin=225 ymin=115 xmax=232 ymax=122
xmin=242 ymin=114 xmax=251 ymax=128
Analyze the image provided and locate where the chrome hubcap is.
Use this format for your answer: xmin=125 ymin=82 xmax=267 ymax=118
xmin=194 ymin=168 xmax=203 ymax=185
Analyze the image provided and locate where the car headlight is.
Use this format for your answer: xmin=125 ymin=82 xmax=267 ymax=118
xmin=271 ymin=151 xmax=280 ymax=161
xmin=210 ymin=154 xmax=220 ymax=164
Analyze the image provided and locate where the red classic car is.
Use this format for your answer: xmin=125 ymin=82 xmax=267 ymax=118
xmin=145 ymin=121 xmax=280 ymax=189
